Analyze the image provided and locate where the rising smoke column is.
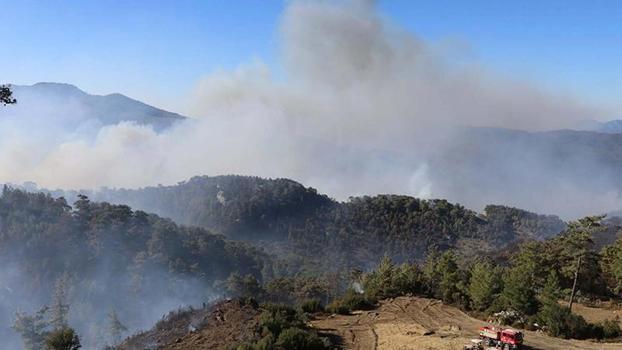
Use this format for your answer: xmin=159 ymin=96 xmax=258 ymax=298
xmin=0 ymin=0 xmax=616 ymax=218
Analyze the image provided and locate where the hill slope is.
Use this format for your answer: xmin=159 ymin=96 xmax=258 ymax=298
xmin=0 ymin=187 xmax=269 ymax=349
xmin=120 ymin=296 xmax=622 ymax=350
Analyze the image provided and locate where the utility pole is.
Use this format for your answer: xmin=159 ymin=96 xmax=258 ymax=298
xmin=568 ymin=255 xmax=582 ymax=312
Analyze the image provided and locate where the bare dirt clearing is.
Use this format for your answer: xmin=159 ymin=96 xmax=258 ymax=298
xmin=570 ymin=302 xmax=622 ymax=326
xmin=311 ymin=297 xmax=622 ymax=350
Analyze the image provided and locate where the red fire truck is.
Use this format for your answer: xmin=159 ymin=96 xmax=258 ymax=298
xmin=479 ymin=326 xmax=523 ymax=349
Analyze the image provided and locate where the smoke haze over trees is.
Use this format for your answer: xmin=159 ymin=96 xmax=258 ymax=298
xmin=0 ymin=188 xmax=269 ymax=348
xmin=46 ymin=175 xmax=569 ymax=270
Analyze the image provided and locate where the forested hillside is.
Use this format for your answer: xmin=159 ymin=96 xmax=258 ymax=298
xmin=0 ymin=187 xmax=269 ymax=349
xmin=55 ymin=176 xmax=566 ymax=272
xmin=123 ymin=215 xmax=622 ymax=349
xmin=7 ymin=178 xmax=622 ymax=349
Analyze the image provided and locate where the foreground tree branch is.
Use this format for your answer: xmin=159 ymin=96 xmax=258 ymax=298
xmin=1 ymin=85 xmax=17 ymax=105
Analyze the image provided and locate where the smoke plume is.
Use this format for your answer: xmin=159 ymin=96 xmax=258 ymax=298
xmin=0 ymin=0 xmax=619 ymax=219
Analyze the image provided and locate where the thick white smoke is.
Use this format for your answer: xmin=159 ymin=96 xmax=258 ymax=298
xmin=0 ymin=0 xmax=618 ymax=218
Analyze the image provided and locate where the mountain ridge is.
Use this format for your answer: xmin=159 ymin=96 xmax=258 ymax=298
xmin=3 ymin=82 xmax=186 ymax=131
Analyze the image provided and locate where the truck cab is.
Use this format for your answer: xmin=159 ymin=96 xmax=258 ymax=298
xmin=500 ymin=329 xmax=523 ymax=348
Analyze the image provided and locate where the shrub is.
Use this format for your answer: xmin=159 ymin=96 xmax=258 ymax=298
xmin=254 ymin=334 xmax=275 ymax=350
xmin=325 ymin=300 xmax=350 ymax=315
xmin=564 ymin=313 xmax=592 ymax=339
xmin=239 ymin=297 xmax=260 ymax=309
xmin=246 ymin=302 xmax=332 ymax=350
xmin=538 ymin=303 xmax=592 ymax=339
xmin=299 ymin=299 xmax=324 ymax=314
xmin=259 ymin=311 xmax=291 ymax=338
xmin=340 ymin=290 xmax=375 ymax=311
xmin=363 ymin=258 xmax=425 ymax=300
xmin=598 ymin=318 xmax=621 ymax=339
xmin=262 ymin=303 xmax=297 ymax=314
xmin=259 ymin=304 xmax=304 ymax=338
xmin=274 ymin=327 xmax=327 ymax=350
xmin=326 ymin=289 xmax=374 ymax=315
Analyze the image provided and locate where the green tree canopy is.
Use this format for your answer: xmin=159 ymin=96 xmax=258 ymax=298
xmin=501 ymin=265 xmax=539 ymax=315
xmin=45 ymin=327 xmax=81 ymax=350
xmin=1 ymin=85 xmax=16 ymax=105
xmin=468 ymin=260 xmax=503 ymax=311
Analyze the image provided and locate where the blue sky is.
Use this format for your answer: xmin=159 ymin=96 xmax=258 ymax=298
xmin=1 ymin=0 xmax=620 ymax=113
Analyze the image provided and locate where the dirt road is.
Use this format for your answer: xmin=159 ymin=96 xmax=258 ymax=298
xmin=311 ymin=297 xmax=622 ymax=350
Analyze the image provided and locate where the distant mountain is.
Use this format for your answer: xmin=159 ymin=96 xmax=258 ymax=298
xmin=593 ymin=216 xmax=622 ymax=249
xmin=2 ymin=82 xmax=185 ymax=131
xmin=576 ymin=119 xmax=622 ymax=134
xmin=598 ymin=120 xmax=622 ymax=133
xmin=424 ymin=127 xmax=622 ymax=218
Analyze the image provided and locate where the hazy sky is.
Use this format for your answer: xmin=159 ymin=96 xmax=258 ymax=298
xmin=1 ymin=0 xmax=621 ymax=114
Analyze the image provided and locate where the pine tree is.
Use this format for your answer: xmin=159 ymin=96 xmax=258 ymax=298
xmin=50 ymin=273 xmax=70 ymax=330
xmin=501 ymin=265 xmax=539 ymax=315
xmin=393 ymin=263 xmax=424 ymax=295
xmin=363 ymin=255 xmax=397 ymax=299
xmin=437 ymin=251 xmax=461 ymax=304
xmin=541 ymin=269 xmax=561 ymax=304
xmin=513 ymin=241 xmax=548 ymax=288
xmin=108 ymin=309 xmax=128 ymax=345
xmin=468 ymin=260 xmax=502 ymax=311
xmin=12 ymin=306 xmax=51 ymax=350
xmin=536 ymin=270 xmax=590 ymax=340
xmin=422 ymin=248 xmax=441 ymax=297
xmin=602 ymin=238 xmax=622 ymax=293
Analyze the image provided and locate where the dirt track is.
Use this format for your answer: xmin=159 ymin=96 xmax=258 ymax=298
xmin=311 ymin=297 xmax=622 ymax=350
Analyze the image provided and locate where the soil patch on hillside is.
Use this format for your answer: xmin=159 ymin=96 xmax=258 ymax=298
xmin=311 ymin=296 xmax=622 ymax=350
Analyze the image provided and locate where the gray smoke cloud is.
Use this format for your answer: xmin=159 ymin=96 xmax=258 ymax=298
xmin=0 ymin=0 xmax=619 ymax=219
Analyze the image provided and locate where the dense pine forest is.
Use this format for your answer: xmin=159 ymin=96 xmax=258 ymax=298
xmin=52 ymin=176 xmax=567 ymax=271
xmin=4 ymin=176 xmax=622 ymax=348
